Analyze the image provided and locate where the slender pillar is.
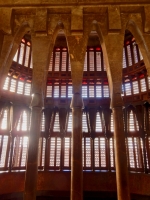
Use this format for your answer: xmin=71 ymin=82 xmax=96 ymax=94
xmin=24 ymin=103 xmax=42 ymax=200
xmin=24 ymin=35 xmax=52 ymax=200
xmin=70 ymin=93 xmax=83 ymax=200
xmin=113 ymin=106 xmax=130 ymax=200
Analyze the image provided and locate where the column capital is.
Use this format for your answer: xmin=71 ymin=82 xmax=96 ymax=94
xmin=70 ymin=93 xmax=84 ymax=109
xmin=110 ymin=93 xmax=124 ymax=109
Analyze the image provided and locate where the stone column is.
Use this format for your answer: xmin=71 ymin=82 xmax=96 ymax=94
xmin=24 ymin=35 xmax=52 ymax=200
xmin=112 ymin=105 xmax=130 ymax=200
xmin=24 ymin=97 xmax=42 ymax=200
xmin=70 ymin=93 xmax=83 ymax=200
xmin=104 ymin=32 xmax=130 ymax=200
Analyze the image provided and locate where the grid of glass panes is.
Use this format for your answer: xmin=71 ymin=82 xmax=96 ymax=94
xmin=3 ymin=77 xmax=31 ymax=96
xmin=48 ymin=48 xmax=69 ymax=72
xmin=49 ymin=137 xmax=61 ymax=168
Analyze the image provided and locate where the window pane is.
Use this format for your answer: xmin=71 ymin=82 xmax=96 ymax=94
xmin=13 ymin=50 xmax=18 ymax=62
xmin=132 ymin=81 xmax=139 ymax=94
xmin=96 ymin=52 xmax=102 ymax=71
xmin=3 ymin=77 xmax=10 ymax=90
xmin=125 ymin=82 xmax=131 ymax=96
xmin=0 ymin=136 xmax=9 ymax=167
xmin=53 ymin=113 xmax=60 ymax=132
xmin=132 ymin=42 xmax=138 ymax=64
xmin=61 ymin=52 xmax=67 ymax=71
xmin=1 ymin=110 xmax=8 ymax=130
xmin=122 ymin=47 xmax=127 ymax=68
xmin=17 ymin=81 xmax=24 ymax=94
xmin=96 ymin=112 xmax=102 ymax=132
xmin=89 ymin=51 xmax=94 ymax=71
xmin=82 ymin=113 xmax=88 ymax=132
xmin=84 ymin=52 xmax=87 ymax=71
xmin=103 ymin=85 xmax=109 ymax=97
xmin=127 ymin=45 xmax=132 ymax=66
xmin=67 ymin=113 xmax=72 ymax=132
xmin=24 ymin=83 xmax=31 ymax=96
xmin=61 ymin=85 xmax=66 ymax=98
xmin=18 ymin=43 xmax=25 ymax=65
xmin=64 ymin=137 xmax=70 ymax=167
xmin=140 ymin=78 xmax=146 ymax=92
xmin=49 ymin=52 xmax=53 ymax=71
xmin=46 ymin=85 xmax=52 ymax=97
xmin=54 ymin=52 xmax=60 ymax=71
xmin=89 ymin=85 xmax=95 ymax=97
xmin=24 ymin=46 xmax=30 ymax=67
xmin=54 ymin=85 xmax=59 ymax=98
xmin=96 ymin=85 xmax=102 ymax=97
xmin=68 ymin=86 xmax=72 ymax=98
xmin=82 ymin=85 xmax=87 ymax=98
xmin=10 ymin=79 xmax=16 ymax=92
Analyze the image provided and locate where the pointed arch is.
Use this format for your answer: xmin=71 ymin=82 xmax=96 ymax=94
xmin=126 ymin=20 xmax=150 ymax=76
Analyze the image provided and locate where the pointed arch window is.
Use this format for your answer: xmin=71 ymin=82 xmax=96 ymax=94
xmin=82 ymin=112 xmax=88 ymax=133
xmin=53 ymin=113 xmax=60 ymax=132
xmin=96 ymin=112 xmax=103 ymax=132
